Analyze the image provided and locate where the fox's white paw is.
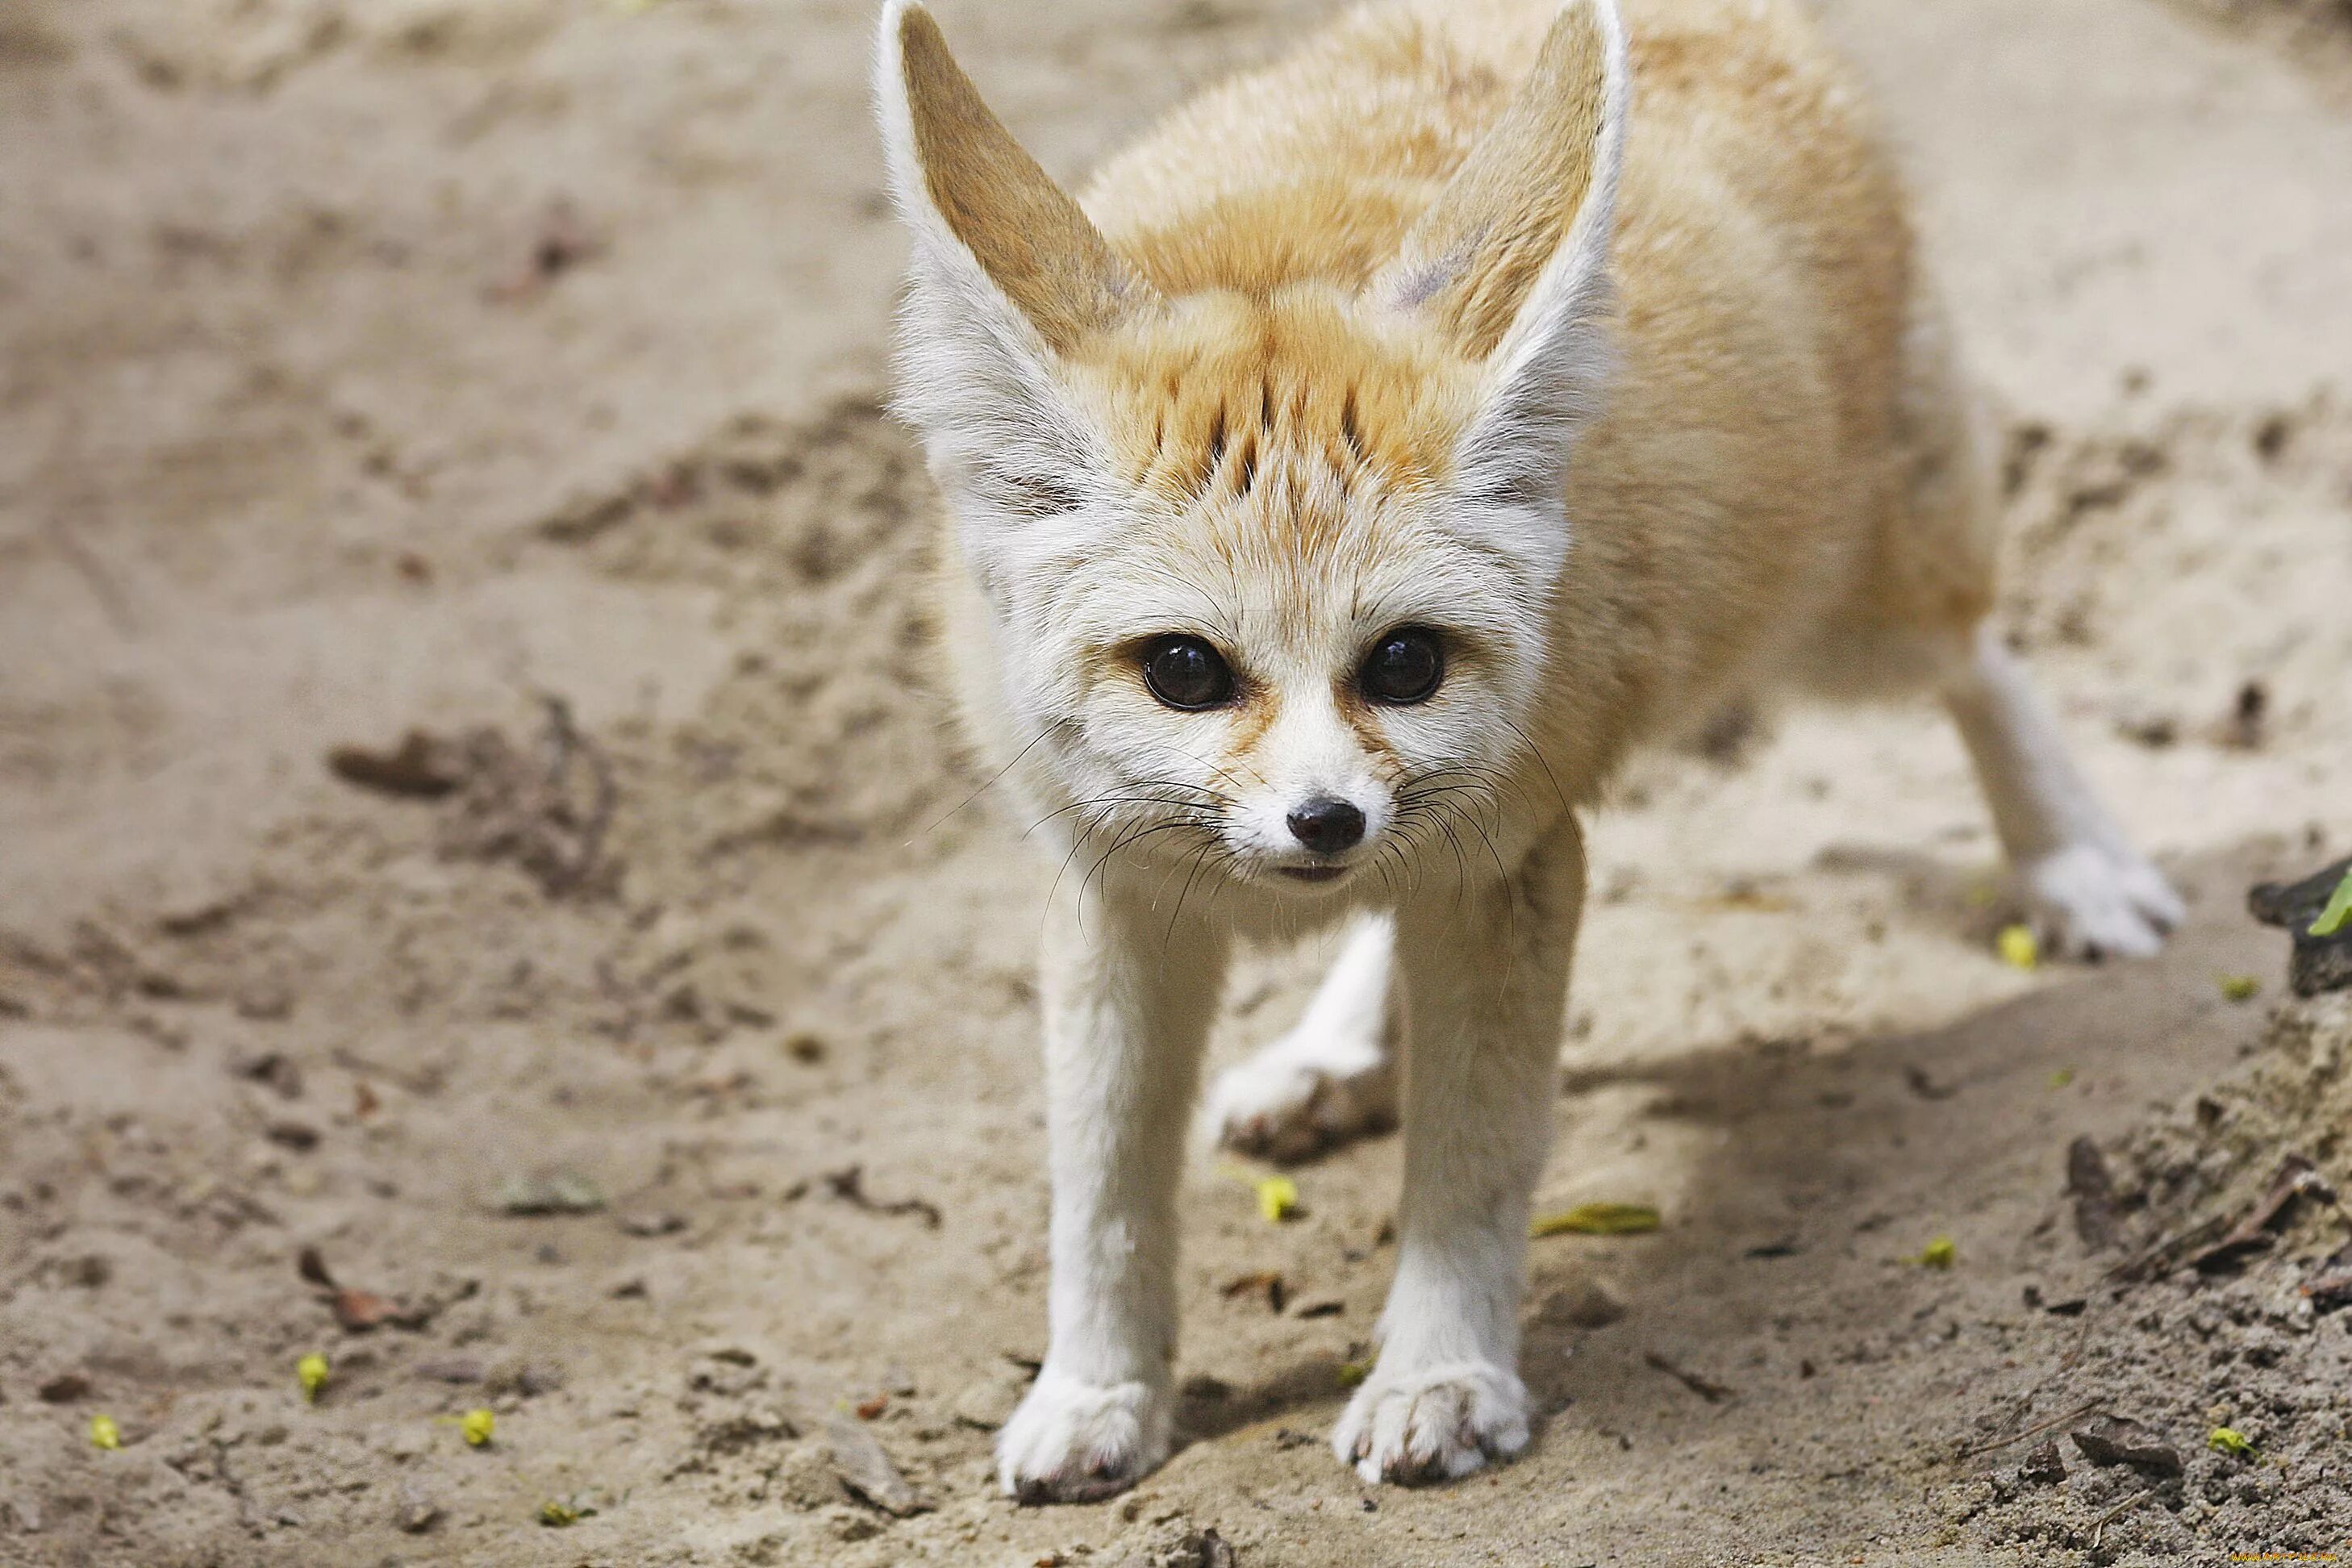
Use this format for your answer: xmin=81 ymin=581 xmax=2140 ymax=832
xmin=996 ymin=1372 xmax=1169 ymax=1503
xmin=2019 ymin=841 xmax=2183 ymax=961
xmin=1332 ymin=1360 xmax=1528 ymax=1486
xmin=1207 ymin=1042 xmax=1395 ymax=1164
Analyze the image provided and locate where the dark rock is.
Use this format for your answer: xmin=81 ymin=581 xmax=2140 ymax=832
xmin=2071 ymin=1416 xmax=2183 ymax=1476
xmin=394 ymin=1487 xmax=443 ymax=1535
xmin=827 ymin=1413 xmax=932 ymax=1516
xmin=615 ymin=1208 xmax=686 ymax=1237
xmin=232 ymin=1051 xmax=303 ymax=1096
xmin=326 ymin=732 xmax=469 ymax=799
xmin=2250 ymin=858 xmax=2352 ymax=997
xmin=265 ymin=1120 xmax=320 ymax=1153
xmin=2020 ymin=1438 xmax=2067 ymax=1486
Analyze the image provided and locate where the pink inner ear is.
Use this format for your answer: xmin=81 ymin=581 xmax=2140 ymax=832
xmin=894 ymin=6 xmax=1151 ymax=356
xmin=1371 ymin=3 xmax=1616 ymax=361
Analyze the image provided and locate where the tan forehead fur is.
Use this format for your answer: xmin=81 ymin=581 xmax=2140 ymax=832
xmin=1057 ymin=11 xmax=1508 ymax=527
xmin=1067 ymin=289 xmax=1476 ymax=521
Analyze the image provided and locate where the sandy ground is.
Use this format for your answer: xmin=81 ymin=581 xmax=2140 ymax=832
xmin=3 ymin=0 xmax=2350 ymax=1562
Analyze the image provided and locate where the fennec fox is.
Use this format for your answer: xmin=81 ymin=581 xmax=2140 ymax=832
xmin=875 ymin=0 xmax=2179 ymax=1500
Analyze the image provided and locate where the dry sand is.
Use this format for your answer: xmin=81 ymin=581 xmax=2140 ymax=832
xmin=2 ymin=0 xmax=2350 ymax=1562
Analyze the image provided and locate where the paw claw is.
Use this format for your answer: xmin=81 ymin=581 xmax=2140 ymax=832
xmin=2020 ymin=842 xmax=2180 ymax=962
xmin=997 ymin=1374 xmax=1168 ymax=1505
xmin=1330 ymin=1361 xmax=1527 ymax=1487
xmin=1207 ymin=1049 xmax=1393 ymax=1164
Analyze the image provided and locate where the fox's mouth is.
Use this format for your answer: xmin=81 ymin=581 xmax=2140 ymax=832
xmin=1277 ymin=864 xmax=1349 ymax=884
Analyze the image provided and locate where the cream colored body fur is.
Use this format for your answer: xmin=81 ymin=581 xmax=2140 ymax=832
xmin=875 ymin=0 xmax=2179 ymax=1500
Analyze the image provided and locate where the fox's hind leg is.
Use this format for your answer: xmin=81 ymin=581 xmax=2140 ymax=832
xmin=1801 ymin=287 xmax=2181 ymax=958
xmin=1941 ymin=623 xmax=2183 ymax=957
xmin=1207 ymin=913 xmax=1399 ymax=1162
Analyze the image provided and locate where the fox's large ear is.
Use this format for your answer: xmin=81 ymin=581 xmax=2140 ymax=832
xmin=1372 ymin=0 xmax=1627 ymax=529
xmin=874 ymin=1 xmax=1155 ymax=546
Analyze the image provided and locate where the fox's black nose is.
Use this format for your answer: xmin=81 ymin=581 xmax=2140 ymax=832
xmin=1286 ymin=797 xmax=1366 ymax=854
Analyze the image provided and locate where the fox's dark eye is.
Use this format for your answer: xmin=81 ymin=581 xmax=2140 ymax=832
xmin=1140 ymin=636 xmax=1235 ymax=711
xmin=1360 ymin=627 xmax=1444 ymax=704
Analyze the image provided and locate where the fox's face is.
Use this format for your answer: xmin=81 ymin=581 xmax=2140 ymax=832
xmin=877 ymin=0 xmax=1624 ymax=898
xmin=977 ymin=295 xmax=1562 ymax=895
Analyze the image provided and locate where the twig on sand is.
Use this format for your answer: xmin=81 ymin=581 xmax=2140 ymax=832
xmin=822 ymin=1165 xmax=942 ymax=1229
xmin=1642 ymin=1350 xmax=1733 ymax=1403
xmin=2089 ymin=1486 xmax=2155 ymax=1550
xmin=2188 ymin=1154 xmax=2335 ymax=1273
xmin=333 ymin=696 xmax=619 ymax=897
xmin=2109 ymin=1153 xmax=2338 ymax=1284
xmin=1958 ymin=1399 xmax=2105 ymax=1459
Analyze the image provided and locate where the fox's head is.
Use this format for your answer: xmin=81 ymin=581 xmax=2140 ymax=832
xmin=876 ymin=0 xmax=1626 ymax=899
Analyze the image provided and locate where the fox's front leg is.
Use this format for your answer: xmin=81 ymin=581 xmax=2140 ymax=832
xmin=1336 ymin=813 xmax=1586 ymax=1485
xmin=997 ymin=881 xmax=1228 ymax=1503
